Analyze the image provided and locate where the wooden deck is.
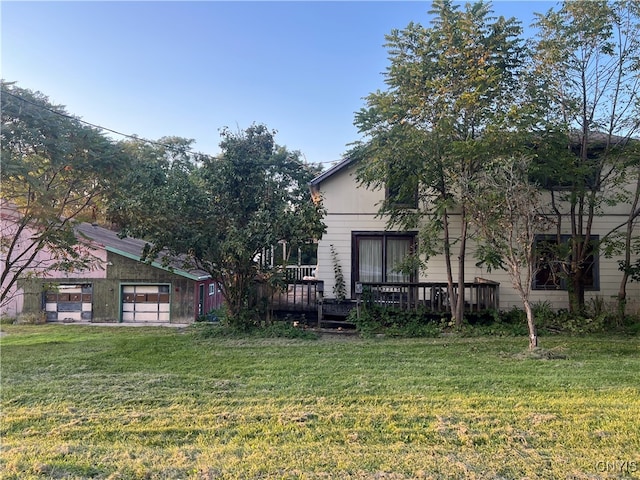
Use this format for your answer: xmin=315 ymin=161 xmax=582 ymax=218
xmin=265 ymin=274 xmax=500 ymax=325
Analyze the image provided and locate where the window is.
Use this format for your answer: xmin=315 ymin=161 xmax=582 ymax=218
xmin=531 ymin=148 xmax=601 ymax=191
xmin=385 ymin=162 xmax=418 ymax=208
xmin=352 ymin=232 xmax=416 ymax=286
xmin=533 ymin=235 xmax=599 ymax=291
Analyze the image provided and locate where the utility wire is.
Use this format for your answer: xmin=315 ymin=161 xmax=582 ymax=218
xmin=1 ymin=87 xmax=343 ymax=166
xmin=1 ymin=88 xmax=173 ymax=149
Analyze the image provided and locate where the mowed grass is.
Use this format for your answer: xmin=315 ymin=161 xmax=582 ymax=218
xmin=1 ymin=325 xmax=638 ymax=479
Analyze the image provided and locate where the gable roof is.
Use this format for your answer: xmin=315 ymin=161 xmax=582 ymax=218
xmin=75 ymin=223 xmax=210 ymax=281
xmin=309 ymin=157 xmax=356 ymax=187
xmin=310 ymin=132 xmax=639 ymax=188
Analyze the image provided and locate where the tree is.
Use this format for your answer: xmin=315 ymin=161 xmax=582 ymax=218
xmin=618 ymin=144 xmax=640 ymax=307
xmin=352 ymin=0 xmax=526 ymax=325
xmin=470 ymin=156 xmax=552 ymax=350
xmin=0 ymin=81 xmax=125 ymax=313
xmin=532 ymin=0 xmax=640 ymax=313
xmin=111 ymin=125 xmax=325 ymax=328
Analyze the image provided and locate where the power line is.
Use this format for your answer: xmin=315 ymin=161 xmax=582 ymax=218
xmin=1 ymin=87 xmax=174 ymax=149
xmin=1 ymin=87 xmax=342 ymax=166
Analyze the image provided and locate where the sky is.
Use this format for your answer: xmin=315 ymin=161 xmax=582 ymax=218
xmin=1 ymin=1 xmax=556 ymax=168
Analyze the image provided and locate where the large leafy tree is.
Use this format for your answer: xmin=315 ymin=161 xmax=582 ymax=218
xmin=0 ymin=81 xmax=125 ymax=312
xmin=352 ymin=0 xmax=526 ymax=325
xmin=111 ymin=125 xmax=325 ymax=328
xmin=532 ymin=0 xmax=640 ymax=314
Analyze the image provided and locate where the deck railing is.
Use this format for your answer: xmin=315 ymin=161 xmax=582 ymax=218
xmin=264 ymin=277 xmax=499 ymax=324
xmin=268 ymin=279 xmax=323 ymax=313
xmin=356 ymin=278 xmax=499 ymax=312
xmin=284 ymin=265 xmax=317 ymax=282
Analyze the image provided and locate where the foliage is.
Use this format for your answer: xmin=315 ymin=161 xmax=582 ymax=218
xmin=329 ymin=244 xmax=346 ymax=301
xmin=470 ymin=155 xmax=553 ymax=349
xmin=13 ymin=312 xmax=46 ymax=325
xmin=348 ymin=304 xmax=444 ymax=338
xmin=460 ymin=314 xmax=531 ymax=338
xmin=620 ymin=257 xmax=640 ymax=282
xmin=110 ymin=125 xmax=326 ymax=329
xmin=2 ymin=325 xmax=639 ymax=478
xmin=515 ymin=299 xmax=640 ymax=335
xmin=347 ymin=299 xmax=640 ymax=339
xmin=0 ymin=81 xmax=126 ymax=311
xmin=351 ymin=0 xmax=528 ymax=326
xmin=532 ymin=1 xmax=640 ymax=312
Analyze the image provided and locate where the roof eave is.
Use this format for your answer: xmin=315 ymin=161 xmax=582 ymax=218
xmin=309 ymin=157 xmax=356 ymax=187
xmin=105 ymin=246 xmax=211 ymax=281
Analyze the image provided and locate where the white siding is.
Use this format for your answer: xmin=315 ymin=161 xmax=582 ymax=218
xmin=315 ymin=163 xmax=640 ymax=313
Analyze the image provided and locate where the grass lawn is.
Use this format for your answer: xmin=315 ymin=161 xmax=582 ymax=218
xmin=1 ymin=324 xmax=638 ymax=479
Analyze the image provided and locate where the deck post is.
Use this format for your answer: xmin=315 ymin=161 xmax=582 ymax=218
xmin=317 ymin=281 xmax=324 ymax=328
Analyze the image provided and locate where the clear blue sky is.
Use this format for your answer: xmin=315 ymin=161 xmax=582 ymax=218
xmin=1 ymin=1 xmax=555 ymax=167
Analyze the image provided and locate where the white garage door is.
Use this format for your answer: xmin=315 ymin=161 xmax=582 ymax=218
xmin=122 ymin=285 xmax=170 ymax=323
xmin=45 ymin=284 xmax=92 ymax=322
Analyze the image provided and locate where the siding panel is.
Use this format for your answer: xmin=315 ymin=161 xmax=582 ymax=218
xmin=315 ymin=166 xmax=640 ymax=312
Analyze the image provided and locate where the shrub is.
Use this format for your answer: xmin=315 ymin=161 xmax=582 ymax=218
xmin=259 ymin=321 xmax=319 ymax=340
xmin=0 ymin=316 xmax=16 ymax=325
xmin=348 ymin=305 xmax=443 ymax=338
xmin=15 ymin=312 xmax=46 ymax=325
xmin=465 ymin=310 xmax=500 ymax=326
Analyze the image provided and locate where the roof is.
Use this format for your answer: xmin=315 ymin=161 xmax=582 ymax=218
xmin=75 ymin=223 xmax=211 ymax=281
xmin=309 ymin=157 xmax=356 ymax=187
xmin=309 ymin=132 xmax=639 ymax=188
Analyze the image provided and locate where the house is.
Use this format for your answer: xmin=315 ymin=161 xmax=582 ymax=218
xmin=1 ymin=215 xmax=223 ymax=323
xmin=309 ymin=157 xmax=640 ymax=314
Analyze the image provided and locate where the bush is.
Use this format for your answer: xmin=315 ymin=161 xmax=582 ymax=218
xmin=15 ymin=312 xmax=46 ymax=325
xmin=458 ymin=308 xmax=529 ymax=337
xmin=348 ymin=305 xmax=444 ymax=338
xmin=465 ymin=310 xmax=500 ymax=326
xmin=0 ymin=316 xmax=16 ymax=325
xmin=346 ymin=300 xmax=640 ymax=339
xmin=259 ymin=321 xmax=319 ymax=340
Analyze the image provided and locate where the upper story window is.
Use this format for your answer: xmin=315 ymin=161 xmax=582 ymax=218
xmin=385 ymin=161 xmax=418 ymax=208
xmin=531 ymin=144 xmax=602 ymax=191
xmin=533 ymin=234 xmax=599 ymax=291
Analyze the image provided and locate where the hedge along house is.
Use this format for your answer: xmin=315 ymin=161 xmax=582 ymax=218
xmin=309 ymin=155 xmax=640 ymax=316
xmin=6 ymin=220 xmax=222 ymax=324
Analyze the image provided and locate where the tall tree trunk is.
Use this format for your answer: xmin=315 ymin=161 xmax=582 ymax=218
xmin=523 ymin=298 xmax=538 ymax=351
xmin=442 ymin=209 xmax=456 ymax=319
xmin=569 ymin=263 xmax=585 ymax=315
xmin=455 ymin=212 xmax=468 ymax=327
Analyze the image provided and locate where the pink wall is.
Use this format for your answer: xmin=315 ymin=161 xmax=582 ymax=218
xmin=1 ymin=212 xmax=107 ymax=318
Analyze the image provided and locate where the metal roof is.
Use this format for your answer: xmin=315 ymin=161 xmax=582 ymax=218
xmin=75 ymin=223 xmax=211 ymax=281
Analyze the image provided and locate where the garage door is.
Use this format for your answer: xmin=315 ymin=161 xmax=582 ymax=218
xmin=45 ymin=284 xmax=92 ymax=322
xmin=121 ymin=285 xmax=170 ymax=323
